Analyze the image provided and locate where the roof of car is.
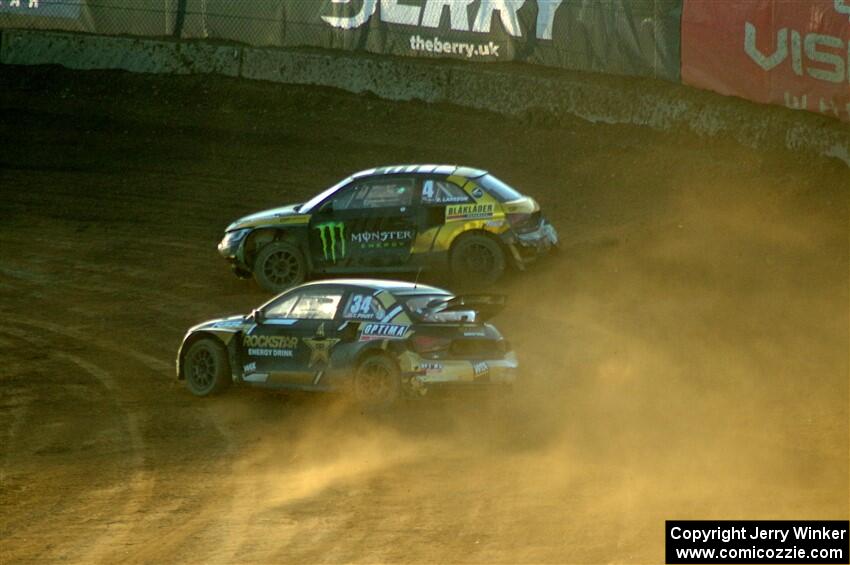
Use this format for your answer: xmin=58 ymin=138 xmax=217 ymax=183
xmin=298 ymin=278 xmax=451 ymax=296
xmin=351 ymin=164 xmax=487 ymax=179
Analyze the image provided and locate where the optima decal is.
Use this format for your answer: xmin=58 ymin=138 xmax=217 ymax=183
xmin=360 ymin=323 xmax=410 ymax=340
xmin=315 ymin=221 xmax=346 ymax=262
xmin=446 ymin=203 xmax=495 ymax=220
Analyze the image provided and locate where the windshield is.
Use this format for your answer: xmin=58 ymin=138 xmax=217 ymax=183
xmin=478 ymin=174 xmax=524 ymax=202
xmin=300 ymin=176 xmax=353 ymax=213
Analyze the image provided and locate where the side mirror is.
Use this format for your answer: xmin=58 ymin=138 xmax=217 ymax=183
xmin=251 ymin=308 xmax=265 ymax=324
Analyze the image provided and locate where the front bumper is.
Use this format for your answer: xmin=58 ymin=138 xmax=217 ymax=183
xmin=507 ymin=221 xmax=559 ymax=269
xmin=218 ymin=231 xmax=252 ymax=276
xmin=218 ymin=234 xmax=244 ymax=261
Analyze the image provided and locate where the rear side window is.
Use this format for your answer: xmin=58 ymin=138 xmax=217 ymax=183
xmin=477 ymin=174 xmax=523 ymax=202
xmin=333 ymin=178 xmax=415 ymax=210
xmin=421 ymin=179 xmax=471 ymax=205
xmin=402 ymin=293 xmax=454 ymax=322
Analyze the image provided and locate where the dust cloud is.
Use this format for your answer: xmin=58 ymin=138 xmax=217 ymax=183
xmin=1 ymin=67 xmax=846 ymax=563
xmin=199 ymin=152 xmax=848 ymax=563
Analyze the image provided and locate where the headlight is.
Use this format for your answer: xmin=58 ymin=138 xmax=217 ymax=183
xmin=218 ymin=229 xmax=251 ymax=257
xmin=222 ymin=228 xmax=251 ymax=247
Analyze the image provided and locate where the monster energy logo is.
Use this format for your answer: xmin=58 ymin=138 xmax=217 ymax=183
xmin=315 ymin=221 xmax=346 ymax=262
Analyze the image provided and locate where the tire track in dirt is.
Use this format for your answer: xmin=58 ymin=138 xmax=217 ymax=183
xmin=0 ymin=326 xmax=157 ymax=563
xmin=0 ymin=321 xmax=238 ymax=563
xmin=50 ymin=351 xmax=155 ymax=564
xmin=4 ymin=316 xmax=170 ymax=375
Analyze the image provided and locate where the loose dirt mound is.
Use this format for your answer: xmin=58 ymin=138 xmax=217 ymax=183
xmin=0 ymin=65 xmax=847 ymax=563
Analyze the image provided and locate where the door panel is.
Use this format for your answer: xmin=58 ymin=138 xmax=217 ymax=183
xmin=308 ymin=176 xmax=420 ymax=271
xmin=241 ymin=290 xmax=344 ymax=387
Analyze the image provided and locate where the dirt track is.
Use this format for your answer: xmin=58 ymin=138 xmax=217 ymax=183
xmin=0 ymin=65 xmax=847 ymax=564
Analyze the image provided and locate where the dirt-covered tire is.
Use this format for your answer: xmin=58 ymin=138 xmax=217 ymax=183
xmin=450 ymin=233 xmax=506 ymax=287
xmin=183 ymin=338 xmax=231 ymax=397
xmin=353 ymin=354 xmax=401 ymax=410
xmin=253 ymin=241 xmax=307 ymax=293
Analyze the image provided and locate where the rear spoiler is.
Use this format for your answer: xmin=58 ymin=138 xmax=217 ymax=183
xmin=427 ymin=294 xmax=506 ymax=322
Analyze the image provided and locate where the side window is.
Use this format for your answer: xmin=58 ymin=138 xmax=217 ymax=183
xmin=333 ymin=178 xmax=415 ymax=210
xmin=265 ymin=293 xmax=299 ymax=319
xmin=289 ymin=292 xmax=343 ymax=320
xmin=342 ymin=292 xmax=387 ymax=321
xmin=422 ymin=179 xmax=471 ymax=205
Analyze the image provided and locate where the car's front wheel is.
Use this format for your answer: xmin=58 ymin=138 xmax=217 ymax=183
xmin=450 ymin=233 xmax=506 ymax=287
xmin=253 ymin=241 xmax=307 ymax=293
xmin=353 ymin=354 xmax=401 ymax=410
xmin=183 ymin=338 xmax=231 ymax=397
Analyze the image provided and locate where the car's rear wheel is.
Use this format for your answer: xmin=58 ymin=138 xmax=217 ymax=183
xmin=450 ymin=233 xmax=506 ymax=287
xmin=184 ymin=338 xmax=231 ymax=397
xmin=253 ymin=241 xmax=307 ymax=293
xmin=354 ymin=355 xmax=401 ymax=410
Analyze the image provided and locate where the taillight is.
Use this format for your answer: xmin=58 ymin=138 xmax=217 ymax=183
xmin=411 ymin=335 xmax=452 ymax=354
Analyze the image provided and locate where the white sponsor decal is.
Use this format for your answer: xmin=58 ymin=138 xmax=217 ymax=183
xmin=243 ymin=334 xmax=298 ymax=349
xmin=351 ymin=230 xmax=414 ymax=245
xmin=322 ymin=0 xmax=565 ymax=41
xmin=410 ymin=35 xmax=501 ymax=58
xmin=247 ymin=348 xmax=294 ymax=358
xmin=243 ymin=373 xmax=269 ymax=383
xmin=360 ymin=323 xmax=410 ymax=340
xmin=745 ymin=22 xmax=849 ymax=84
xmin=835 ymin=0 xmax=850 ymax=21
xmin=743 ymin=20 xmax=850 ymax=118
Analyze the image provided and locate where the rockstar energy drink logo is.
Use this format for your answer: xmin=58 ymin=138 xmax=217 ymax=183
xmin=315 ymin=221 xmax=346 ymax=262
xmin=243 ymin=334 xmax=298 ymax=349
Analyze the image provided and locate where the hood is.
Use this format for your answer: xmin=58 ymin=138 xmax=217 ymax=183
xmin=187 ymin=315 xmax=248 ymax=334
xmin=226 ymin=203 xmax=304 ymax=231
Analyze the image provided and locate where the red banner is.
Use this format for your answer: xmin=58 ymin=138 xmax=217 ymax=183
xmin=682 ymin=0 xmax=850 ymax=122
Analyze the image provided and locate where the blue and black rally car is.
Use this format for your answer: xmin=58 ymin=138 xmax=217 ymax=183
xmin=177 ymin=279 xmax=517 ymax=407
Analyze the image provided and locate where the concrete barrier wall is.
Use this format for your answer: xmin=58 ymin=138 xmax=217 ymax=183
xmin=2 ymin=29 xmax=848 ymax=167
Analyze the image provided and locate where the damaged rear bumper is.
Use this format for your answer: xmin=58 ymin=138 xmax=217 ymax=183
xmin=403 ymin=352 xmax=519 ymax=395
xmin=505 ymin=221 xmax=559 ymax=269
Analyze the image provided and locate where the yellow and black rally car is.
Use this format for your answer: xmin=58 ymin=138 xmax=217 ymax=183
xmin=176 ymin=279 xmax=517 ymax=407
xmin=218 ymin=165 xmax=558 ymax=293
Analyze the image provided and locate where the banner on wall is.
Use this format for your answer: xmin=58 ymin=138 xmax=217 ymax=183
xmin=1 ymin=0 xmax=684 ymax=81
xmin=0 ymin=0 xmax=81 ymax=19
xmin=682 ymin=0 xmax=850 ymax=122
